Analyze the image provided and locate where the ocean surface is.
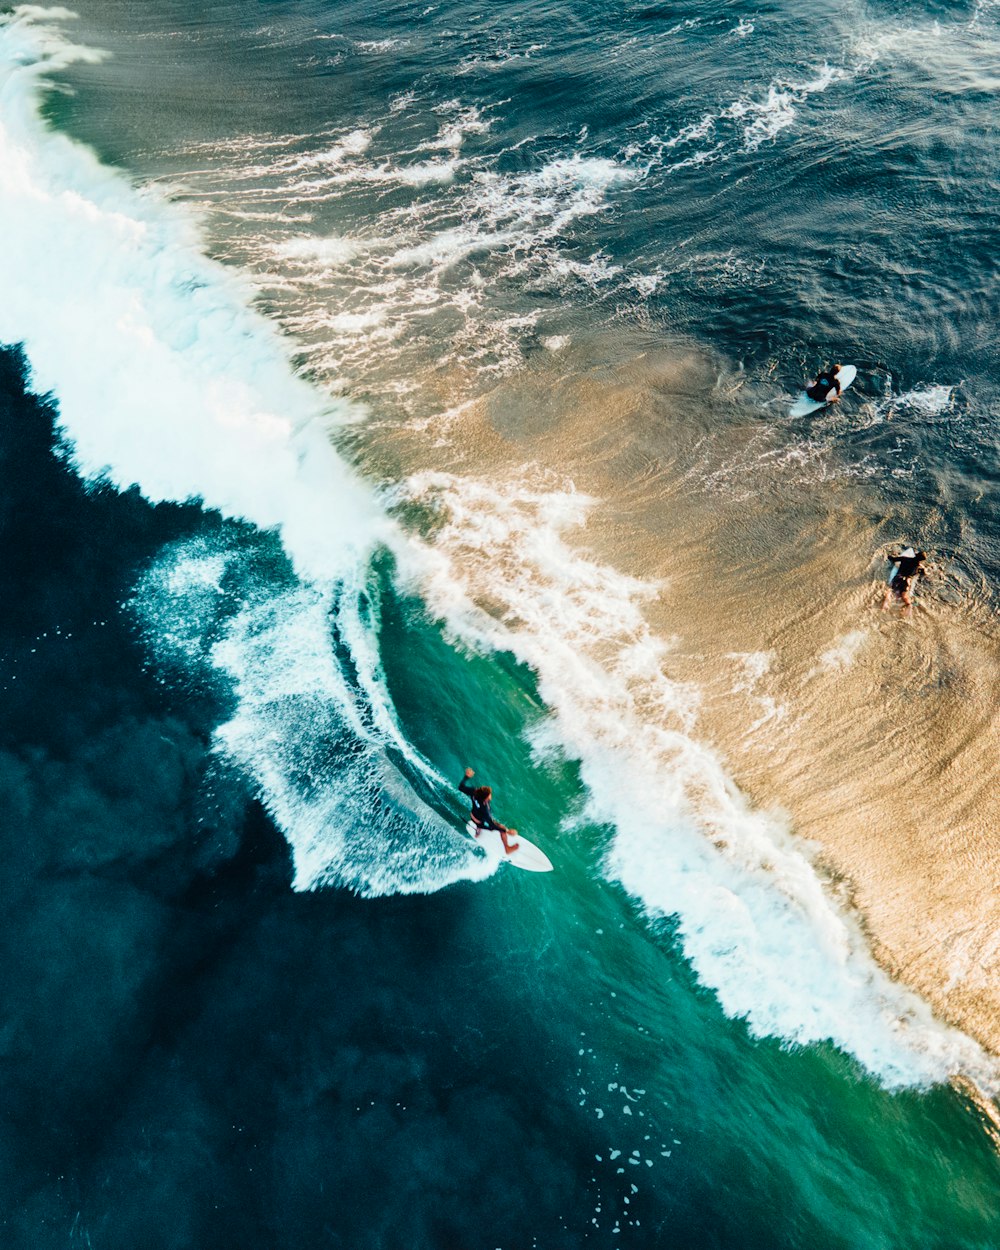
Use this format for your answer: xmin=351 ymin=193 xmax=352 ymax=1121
xmin=3 ymin=1 xmax=1000 ymax=1245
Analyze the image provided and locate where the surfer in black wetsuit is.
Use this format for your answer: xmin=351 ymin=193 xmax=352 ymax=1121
xmin=460 ymin=768 xmax=519 ymax=854
xmin=806 ymin=364 xmax=843 ymax=404
xmin=881 ymin=546 xmax=928 ymax=609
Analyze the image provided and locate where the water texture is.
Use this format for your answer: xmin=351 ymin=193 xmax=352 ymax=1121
xmin=3 ymin=1 xmax=1000 ymax=1246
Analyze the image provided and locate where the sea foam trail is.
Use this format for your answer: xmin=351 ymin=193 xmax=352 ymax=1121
xmin=396 ymin=470 xmax=1000 ymax=1091
xmin=0 ymin=6 xmax=488 ymax=895
xmin=4 ymin=8 xmax=998 ymax=1086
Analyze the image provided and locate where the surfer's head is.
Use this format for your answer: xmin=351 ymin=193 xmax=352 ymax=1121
xmin=473 ymin=785 xmax=492 ymax=802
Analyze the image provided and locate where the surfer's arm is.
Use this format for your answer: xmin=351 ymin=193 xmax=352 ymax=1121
xmin=459 ymin=771 xmax=475 ymax=799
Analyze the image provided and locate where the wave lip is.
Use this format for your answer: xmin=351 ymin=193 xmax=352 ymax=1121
xmin=134 ymin=539 xmax=495 ymax=896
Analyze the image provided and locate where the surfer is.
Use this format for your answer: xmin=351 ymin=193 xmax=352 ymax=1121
xmin=881 ymin=546 xmax=928 ymax=609
xmin=805 ymin=364 xmax=843 ymax=404
xmin=460 ymin=768 xmax=519 ymax=855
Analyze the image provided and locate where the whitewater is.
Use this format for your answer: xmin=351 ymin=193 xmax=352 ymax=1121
xmin=1 ymin=3 xmax=997 ymax=1095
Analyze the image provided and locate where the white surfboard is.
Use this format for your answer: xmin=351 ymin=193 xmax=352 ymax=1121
xmin=789 ymin=364 xmax=857 ymax=416
xmin=466 ymin=821 xmax=553 ymax=873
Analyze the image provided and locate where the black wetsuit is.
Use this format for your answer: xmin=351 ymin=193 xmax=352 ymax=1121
xmin=459 ymin=777 xmax=506 ymax=831
xmin=888 ymin=552 xmax=927 ymax=594
xmin=806 ymin=371 xmax=841 ymax=403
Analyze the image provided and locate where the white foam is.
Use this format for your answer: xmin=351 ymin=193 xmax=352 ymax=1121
xmin=274 ymin=234 xmax=357 ymax=264
xmin=388 ymin=225 xmax=518 ymax=268
xmin=394 ymin=159 xmax=459 ymax=185
xmin=396 ymin=470 xmax=1000 ymax=1091
xmin=325 ymin=309 xmax=389 ymax=334
xmin=626 ymin=271 xmax=664 ymax=297
xmin=0 ymin=7 xmax=489 ymax=896
xmin=852 ymin=21 xmax=947 ymax=71
xmin=354 ymin=38 xmax=405 ymax=53
xmin=429 ymin=155 xmax=640 ymax=274
xmin=423 ymin=101 xmax=493 ymax=154
xmin=286 ymin=129 xmax=373 ymax=169
xmin=723 ymin=64 xmax=848 ymax=151
xmin=894 ymin=384 xmax=956 ymax=416
xmin=134 ymin=540 xmax=493 ymax=895
xmin=664 ymin=114 xmax=716 ymax=150
xmin=727 ymin=650 xmax=786 ymax=730
xmin=816 ymin=630 xmax=868 ymax=674
xmin=646 ymin=61 xmax=852 ymax=175
xmin=551 ymin=254 xmax=622 ymax=288
xmin=664 ymin=18 xmax=702 ymax=35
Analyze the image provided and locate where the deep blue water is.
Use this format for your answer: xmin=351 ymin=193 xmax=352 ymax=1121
xmin=3 ymin=1 xmax=1000 ymax=1247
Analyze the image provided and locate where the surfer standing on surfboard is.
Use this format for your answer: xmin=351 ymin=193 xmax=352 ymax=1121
xmin=806 ymin=364 xmax=844 ymax=404
xmin=460 ymin=768 xmax=520 ymax=855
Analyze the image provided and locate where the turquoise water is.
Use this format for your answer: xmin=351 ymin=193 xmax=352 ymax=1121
xmin=4 ymin=1 xmax=1000 ymax=1245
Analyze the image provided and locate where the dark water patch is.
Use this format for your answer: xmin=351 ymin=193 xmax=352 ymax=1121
xmin=0 ymin=345 xmax=290 ymax=1232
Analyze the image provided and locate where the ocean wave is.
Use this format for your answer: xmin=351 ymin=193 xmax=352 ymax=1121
xmin=6 ymin=4 xmax=1000 ymax=1088
xmin=0 ymin=8 xmax=375 ymax=581
xmin=133 ymin=537 xmax=494 ymax=895
xmin=395 ymin=468 xmax=1000 ymax=1091
xmin=0 ymin=5 xmax=488 ymax=897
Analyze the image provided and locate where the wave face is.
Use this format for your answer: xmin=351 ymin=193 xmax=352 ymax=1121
xmin=0 ymin=7 xmax=490 ymax=897
xmin=4 ymin=2 xmax=1000 ymax=1098
xmin=131 ymin=535 xmax=495 ymax=893
xmin=394 ymin=469 xmax=999 ymax=1091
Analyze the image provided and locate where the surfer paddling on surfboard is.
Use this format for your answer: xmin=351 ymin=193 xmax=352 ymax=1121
xmin=881 ymin=546 xmax=928 ymax=609
xmin=460 ymin=768 xmax=519 ymax=855
xmin=790 ymin=364 xmax=857 ymax=416
xmin=806 ymin=363 xmax=844 ymax=404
